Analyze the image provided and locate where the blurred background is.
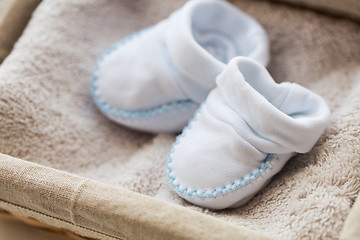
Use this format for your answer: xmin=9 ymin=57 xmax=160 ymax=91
xmin=0 ymin=217 xmax=73 ymax=240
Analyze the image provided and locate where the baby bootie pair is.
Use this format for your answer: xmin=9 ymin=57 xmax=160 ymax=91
xmin=91 ymin=0 xmax=330 ymax=210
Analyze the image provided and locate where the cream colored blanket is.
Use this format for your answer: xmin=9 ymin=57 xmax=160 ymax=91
xmin=0 ymin=0 xmax=359 ymax=239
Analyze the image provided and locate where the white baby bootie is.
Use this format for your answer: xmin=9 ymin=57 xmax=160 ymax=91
xmin=167 ymin=56 xmax=330 ymax=210
xmin=91 ymin=0 xmax=269 ymax=133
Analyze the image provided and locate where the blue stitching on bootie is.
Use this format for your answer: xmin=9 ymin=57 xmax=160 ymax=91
xmin=166 ymin=104 xmax=279 ymax=200
xmin=91 ymin=26 xmax=197 ymax=120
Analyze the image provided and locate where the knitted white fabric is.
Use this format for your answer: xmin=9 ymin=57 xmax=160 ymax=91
xmin=91 ymin=0 xmax=269 ymax=133
xmin=167 ymin=57 xmax=331 ymax=210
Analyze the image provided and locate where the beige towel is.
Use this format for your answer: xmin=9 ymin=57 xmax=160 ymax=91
xmin=0 ymin=0 xmax=359 ymax=239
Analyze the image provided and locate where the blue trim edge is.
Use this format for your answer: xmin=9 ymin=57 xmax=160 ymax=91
xmin=90 ymin=27 xmax=197 ymax=119
xmin=167 ymin=104 xmax=279 ymax=200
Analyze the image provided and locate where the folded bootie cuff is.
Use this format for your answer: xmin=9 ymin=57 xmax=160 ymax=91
xmin=215 ymin=57 xmax=331 ymax=153
xmin=167 ymin=0 xmax=269 ymax=102
xmin=168 ymin=57 xmax=330 ymax=209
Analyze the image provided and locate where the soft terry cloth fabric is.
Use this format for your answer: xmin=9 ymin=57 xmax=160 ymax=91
xmin=0 ymin=0 xmax=359 ymax=239
xmin=168 ymin=57 xmax=330 ymax=209
xmin=91 ymin=0 xmax=269 ymax=133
